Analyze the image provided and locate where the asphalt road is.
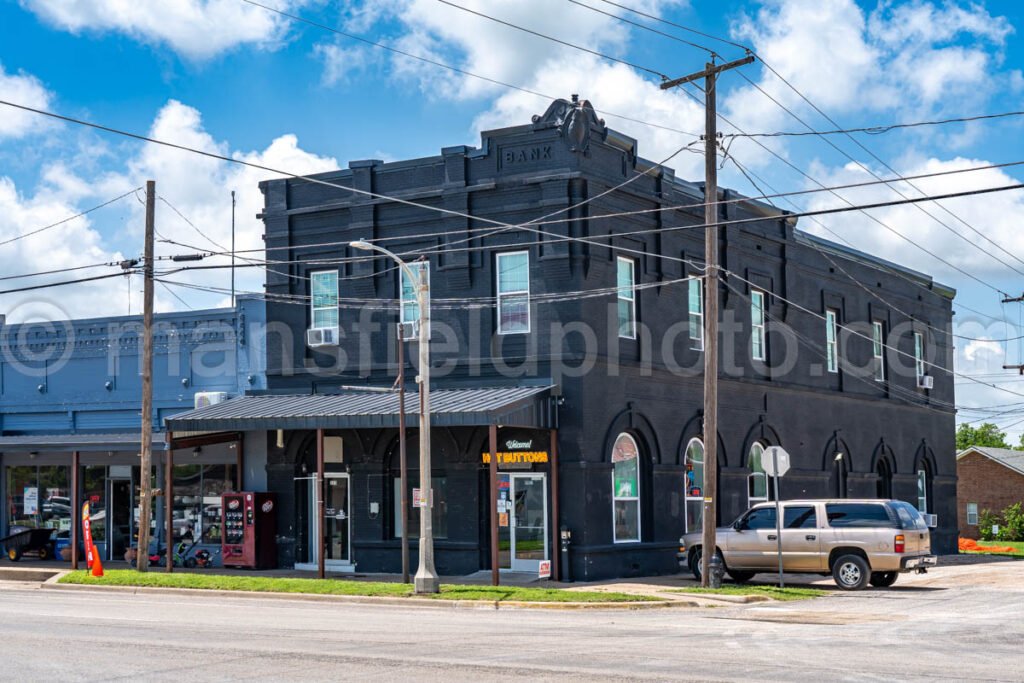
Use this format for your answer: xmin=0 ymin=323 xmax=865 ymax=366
xmin=0 ymin=563 xmax=1020 ymax=682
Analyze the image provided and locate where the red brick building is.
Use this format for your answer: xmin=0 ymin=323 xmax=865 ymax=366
xmin=956 ymin=447 xmax=1024 ymax=539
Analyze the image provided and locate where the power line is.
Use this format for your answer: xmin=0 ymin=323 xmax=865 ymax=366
xmin=570 ymin=0 xmax=1024 ymax=289
xmin=0 ymin=271 xmax=136 ymax=296
xmin=725 ymin=109 xmax=1024 ymax=139
xmin=435 ymin=0 xmax=672 ymax=80
xmin=0 ymin=186 xmax=141 ymax=248
xmin=0 ymin=260 xmax=124 ymax=283
xmin=158 ymin=195 xmax=228 ymax=252
xmin=238 ymin=0 xmax=700 ymax=139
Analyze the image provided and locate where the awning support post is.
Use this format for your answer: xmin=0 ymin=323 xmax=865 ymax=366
xmin=489 ymin=424 xmax=499 ymax=587
xmin=236 ymin=434 xmax=244 ymax=491
xmin=550 ymin=429 xmax=559 ymax=583
xmin=70 ymin=450 xmax=80 ymax=570
xmin=317 ymin=427 xmax=325 ymax=580
xmin=166 ymin=439 xmax=174 ymax=573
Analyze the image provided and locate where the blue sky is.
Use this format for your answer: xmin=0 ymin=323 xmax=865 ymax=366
xmin=2 ymin=0 xmax=1024 ymax=433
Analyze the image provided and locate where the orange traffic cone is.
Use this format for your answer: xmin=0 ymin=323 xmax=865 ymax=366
xmin=90 ymin=545 xmax=104 ymax=577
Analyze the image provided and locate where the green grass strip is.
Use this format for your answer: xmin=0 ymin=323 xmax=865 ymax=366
xmin=671 ymin=585 xmax=827 ymax=601
xmin=58 ymin=570 xmax=659 ymax=603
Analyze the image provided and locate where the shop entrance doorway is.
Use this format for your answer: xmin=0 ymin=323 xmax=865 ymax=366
xmin=297 ymin=473 xmax=353 ymax=572
xmin=108 ymin=476 xmax=132 ymax=562
xmin=497 ymin=473 xmax=548 ymax=573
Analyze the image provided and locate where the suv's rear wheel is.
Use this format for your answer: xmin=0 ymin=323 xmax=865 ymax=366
xmin=832 ymin=554 xmax=870 ymax=590
xmin=869 ymin=571 xmax=898 ymax=588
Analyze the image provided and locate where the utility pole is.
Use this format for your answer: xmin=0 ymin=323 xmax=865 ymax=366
xmin=231 ymin=190 xmax=236 ymax=308
xmin=137 ymin=179 xmax=156 ymax=572
xmin=662 ymin=55 xmax=754 ymax=588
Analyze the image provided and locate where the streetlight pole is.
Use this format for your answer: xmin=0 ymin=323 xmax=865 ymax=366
xmin=350 ymin=240 xmax=439 ymax=593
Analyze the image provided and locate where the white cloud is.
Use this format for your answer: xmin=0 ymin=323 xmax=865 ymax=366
xmin=800 ymin=156 xmax=1024 ymax=284
xmin=314 ymin=43 xmax=376 ymax=86
xmin=0 ymin=63 xmax=53 ymax=139
xmin=20 ymin=0 xmax=305 ymax=60
xmin=0 ymin=99 xmax=338 ymax=320
xmin=963 ymin=338 xmax=1004 ymax=365
xmin=723 ymin=0 xmax=1012 ymax=160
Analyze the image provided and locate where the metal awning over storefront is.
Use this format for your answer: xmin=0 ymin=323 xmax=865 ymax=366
xmin=164 ymin=385 xmax=557 ymax=432
xmin=0 ymin=432 xmax=169 ymax=453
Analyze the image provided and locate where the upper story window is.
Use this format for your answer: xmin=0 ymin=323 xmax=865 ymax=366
xmin=914 ymin=332 xmax=925 ymax=381
xmin=872 ymin=321 xmax=885 ymax=381
xmin=496 ymin=251 xmax=530 ymax=335
xmin=400 ymin=262 xmax=430 ymax=340
xmin=310 ymin=270 xmax=339 ymax=329
xmin=825 ymin=309 xmax=839 ymax=373
xmin=688 ymin=278 xmax=703 ymax=351
xmin=751 ymin=290 xmax=766 ymax=361
xmin=617 ymin=256 xmax=637 ymax=339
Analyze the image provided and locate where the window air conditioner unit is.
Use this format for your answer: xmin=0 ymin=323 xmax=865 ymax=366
xmin=194 ymin=391 xmax=229 ymax=410
xmin=917 ymin=375 xmax=934 ymax=390
xmin=306 ymin=327 xmax=339 ymax=348
xmin=398 ymin=321 xmax=418 ymax=341
xmin=923 ymin=513 xmax=938 ymax=528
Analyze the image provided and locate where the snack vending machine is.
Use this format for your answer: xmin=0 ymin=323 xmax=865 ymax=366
xmin=221 ymin=492 xmax=277 ymax=569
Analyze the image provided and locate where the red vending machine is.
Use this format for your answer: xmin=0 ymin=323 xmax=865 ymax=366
xmin=221 ymin=492 xmax=277 ymax=569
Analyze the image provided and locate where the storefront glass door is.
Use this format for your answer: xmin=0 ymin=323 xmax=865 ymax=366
xmin=497 ymin=473 xmax=548 ymax=572
xmin=306 ymin=474 xmax=351 ymax=568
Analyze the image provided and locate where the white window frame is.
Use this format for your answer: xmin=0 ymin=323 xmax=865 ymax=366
xmin=496 ymin=250 xmax=530 ymax=335
xmin=616 ymin=256 xmax=637 ymax=340
xmin=825 ymin=309 xmax=839 ymax=373
xmin=684 ymin=437 xmax=704 ymax=534
xmin=914 ymin=332 xmax=925 ymax=381
xmin=872 ymin=321 xmax=885 ymax=381
xmin=751 ymin=290 xmax=766 ymax=361
xmin=688 ymin=277 xmax=704 ymax=351
xmin=966 ymin=502 xmax=979 ymax=526
xmin=917 ymin=468 xmax=928 ymax=513
xmin=399 ymin=262 xmax=430 ymax=340
xmin=747 ymin=442 xmax=774 ymax=507
xmin=310 ymin=270 xmax=339 ymax=330
xmin=611 ymin=433 xmax=641 ymax=544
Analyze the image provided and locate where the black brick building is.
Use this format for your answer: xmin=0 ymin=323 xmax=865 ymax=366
xmin=169 ymin=98 xmax=956 ymax=581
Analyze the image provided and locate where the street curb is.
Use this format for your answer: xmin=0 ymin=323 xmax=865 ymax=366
xmin=42 ymin=580 xmax=696 ymax=611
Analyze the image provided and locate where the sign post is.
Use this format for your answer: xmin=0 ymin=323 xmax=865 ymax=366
xmin=763 ymin=446 xmax=791 ymax=589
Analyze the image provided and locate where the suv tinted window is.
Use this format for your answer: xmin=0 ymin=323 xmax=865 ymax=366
xmin=826 ymin=503 xmax=897 ymax=528
xmin=889 ymin=501 xmax=928 ymax=530
xmin=784 ymin=505 xmax=817 ymax=529
xmin=742 ymin=507 xmax=777 ymax=530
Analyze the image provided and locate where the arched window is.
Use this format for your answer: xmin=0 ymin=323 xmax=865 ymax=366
xmin=876 ymin=456 xmax=893 ymax=499
xmin=611 ymin=433 xmax=641 ymax=543
xmin=684 ymin=438 xmax=704 ymax=533
xmin=747 ymin=442 xmax=774 ymax=506
xmin=832 ymin=451 xmax=848 ymax=499
xmin=916 ymin=461 xmax=932 ymax=513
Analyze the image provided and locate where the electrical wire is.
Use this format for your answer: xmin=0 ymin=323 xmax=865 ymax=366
xmin=238 ymin=0 xmax=700 ymax=139
xmin=724 ymin=109 xmax=1024 ymax=139
xmin=570 ymin=0 xmax=1024 ymax=289
xmin=0 ymin=187 xmax=141 ymax=248
xmin=0 ymin=271 xmax=137 ymax=296
xmin=435 ymin=0 xmax=672 ymax=80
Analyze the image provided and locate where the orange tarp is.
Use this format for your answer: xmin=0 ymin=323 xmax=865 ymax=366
xmin=959 ymin=537 xmax=1017 ymax=553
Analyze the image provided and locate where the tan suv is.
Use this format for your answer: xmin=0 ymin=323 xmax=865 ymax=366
xmin=679 ymin=499 xmax=937 ymax=590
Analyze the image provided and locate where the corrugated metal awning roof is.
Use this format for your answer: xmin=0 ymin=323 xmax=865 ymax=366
xmin=0 ymin=432 xmax=168 ymax=452
xmin=164 ymin=385 xmax=556 ymax=432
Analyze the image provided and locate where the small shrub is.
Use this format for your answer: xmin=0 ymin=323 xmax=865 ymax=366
xmin=979 ymin=510 xmax=1001 ymax=541
xmin=999 ymin=502 xmax=1024 ymax=542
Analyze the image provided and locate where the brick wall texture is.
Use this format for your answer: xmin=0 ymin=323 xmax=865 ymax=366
xmin=957 ymin=450 xmax=1024 ymax=539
